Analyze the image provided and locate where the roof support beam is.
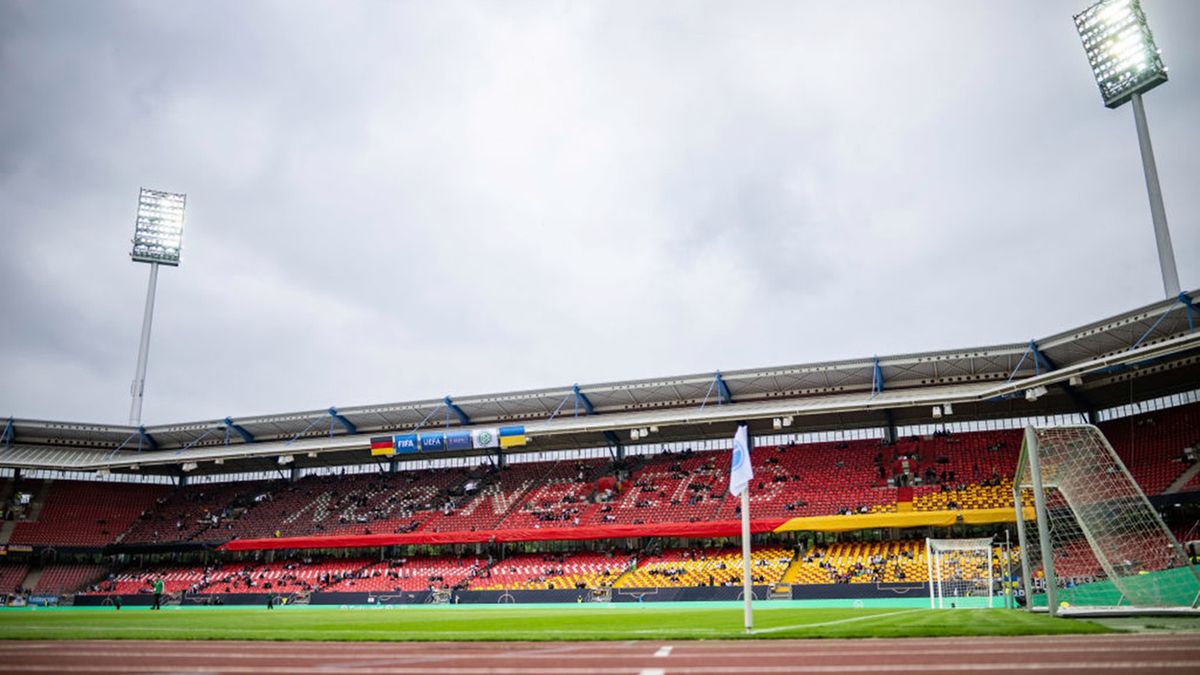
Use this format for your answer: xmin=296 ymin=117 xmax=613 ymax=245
xmin=882 ymin=409 xmax=896 ymax=445
xmin=327 ymin=407 xmax=357 ymax=435
xmin=715 ymin=371 xmax=733 ymax=405
xmin=570 ymin=384 xmax=621 ymax=458
xmin=223 ymin=417 xmax=255 ymax=444
xmin=1 ymin=417 xmax=13 ymax=449
xmin=442 ymin=396 xmax=470 ymax=425
xmin=699 ymin=370 xmax=733 ymax=410
xmin=1029 ymin=341 xmax=1096 ymax=424
xmin=1180 ymin=292 xmax=1196 ymax=333
xmin=136 ymin=426 xmax=158 ymax=452
xmin=573 ymin=384 xmax=596 ymax=415
xmin=871 ymin=356 xmax=885 ymax=397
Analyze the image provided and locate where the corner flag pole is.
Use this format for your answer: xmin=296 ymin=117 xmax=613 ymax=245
xmin=729 ymin=422 xmax=754 ymax=633
xmin=741 ymin=483 xmax=752 ymax=632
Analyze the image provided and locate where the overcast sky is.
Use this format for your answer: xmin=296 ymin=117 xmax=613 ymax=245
xmin=1 ymin=0 xmax=1196 ymax=426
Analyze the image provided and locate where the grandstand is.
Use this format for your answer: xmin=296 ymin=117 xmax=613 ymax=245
xmin=1 ymin=291 xmax=1197 ymax=605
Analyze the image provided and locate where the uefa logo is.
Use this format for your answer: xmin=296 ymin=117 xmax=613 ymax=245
xmin=731 ymin=443 xmax=746 ymax=470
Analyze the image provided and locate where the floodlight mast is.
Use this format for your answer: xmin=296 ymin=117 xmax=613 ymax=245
xmin=128 ymin=188 xmax=186 ymax=426
xmin=1074 ymin=0 xmax=1179 ymax=298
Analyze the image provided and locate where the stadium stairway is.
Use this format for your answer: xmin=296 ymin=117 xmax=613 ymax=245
xmin=779 ymin=549 xmax=809 ymax=584
xmin=608 ymin=564 xmax=640 ymax=589
xmin=1165 ymin=460 xmax=1200 ymax=494
xmin=0 ymin=521 xmax=16 ymax=546
xmin=25 ymin=481 xmax=54 ymax=521
xmin=0 ymin=479 xmax=14 ymax=510
xmin=19 ymin=567 xmax=43 ymax=593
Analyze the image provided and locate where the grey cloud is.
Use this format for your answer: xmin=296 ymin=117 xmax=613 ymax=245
xmin=1 ymin=0 xmax=1197 ymax=424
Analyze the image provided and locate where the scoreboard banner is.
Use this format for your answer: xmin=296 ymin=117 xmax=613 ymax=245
xmin=472 ymin=428 xmax=499 ymax=449
xmin=418 ymin=433 xmax=445 ymax=452
xmin=393 ymin=434 xmax=419 ymax=454
xmin=369 ymin=427 xmax=522 ymax=456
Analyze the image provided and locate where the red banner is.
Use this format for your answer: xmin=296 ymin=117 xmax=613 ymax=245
xmin=218 ymin=518 xmax=788 ymax=552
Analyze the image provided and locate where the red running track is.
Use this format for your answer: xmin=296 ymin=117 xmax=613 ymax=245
xmin=0 ymin=634 xmax=1198 ymax=674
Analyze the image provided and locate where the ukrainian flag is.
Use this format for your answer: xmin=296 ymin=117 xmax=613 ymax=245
xmin=499 ymin=426 xmax=527 ymax=449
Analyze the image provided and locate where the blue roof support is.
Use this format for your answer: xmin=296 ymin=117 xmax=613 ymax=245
xmin=568 ymin=385 xmax=620 ymax=454
xmin=328 ymin=407 xmax=357 ymax=435
xmin=1028 ymin=340 xmax=1096 ymax=423
xmin=1028 ymin=341 xmax=1056 ymax=373
xmin=572 ymin=384 xmax=596 ymax=415
xmin=871 ymin=356 xmax=884 ymax=397
xmin=715 ymin=371 xmax=733 ymax=405
xmin=699 ymin=371 xmax=733 ymax=409
xmin=1 ymin=417 xmax=13 ymax=448
xmin=443 ymin=396 xmax=470 ymax=425
xmin=223 ymin=417 xmax=255 ymax=444
xmin=1129 ymin=301 xmax=1184 ymax=352
xmin=1179 ymin=292 xmax=1196 ymax=333
xmin=136 ymin=426 xmax=158 ymax=452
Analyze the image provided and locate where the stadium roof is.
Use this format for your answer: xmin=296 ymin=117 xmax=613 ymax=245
xmin=3 ymin=290 xmax=1197 ymax=477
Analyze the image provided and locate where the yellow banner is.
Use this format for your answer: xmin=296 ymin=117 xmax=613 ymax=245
xmin=772 ymin=506 xmax=1034 ymax=533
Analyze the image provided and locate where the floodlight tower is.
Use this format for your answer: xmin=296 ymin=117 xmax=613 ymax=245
xmin=127 ymin=188 xmax=186 ymax=426
xmin=1074 ymin=0 xmax=1179 ymax=298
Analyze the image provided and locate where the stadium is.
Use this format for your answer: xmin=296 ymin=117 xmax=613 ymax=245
xmin=3 ymin=0 xmax=1200 ymax=673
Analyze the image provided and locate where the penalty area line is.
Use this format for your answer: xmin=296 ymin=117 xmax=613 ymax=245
xmin=750 ymin=608 xmax=925 ymax=635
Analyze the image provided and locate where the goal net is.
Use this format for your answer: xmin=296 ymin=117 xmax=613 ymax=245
xmin=1015 ymin=424 xmax=1200 ymax=616
xmin=926 ymin=538 xmax=996 ymax=608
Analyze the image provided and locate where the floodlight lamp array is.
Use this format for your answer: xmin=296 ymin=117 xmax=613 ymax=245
xmin=131 ymin=188 xmax=186 ymax=265
xmin=1074 ymin=0 xmax=1167 ymax=108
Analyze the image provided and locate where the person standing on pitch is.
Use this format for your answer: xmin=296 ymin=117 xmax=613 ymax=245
xmin=151 ymin=577 xmax=164 ymax=610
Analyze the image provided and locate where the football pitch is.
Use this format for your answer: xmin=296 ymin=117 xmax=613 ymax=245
xmin=0 ymin=604 xmax=1113 ymax=641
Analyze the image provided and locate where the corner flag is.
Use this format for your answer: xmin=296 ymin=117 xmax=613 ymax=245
xmin=730 ymin=422 xmax=755 ymax=632
xmin=729 ymin=424 xmax=753 ymax=497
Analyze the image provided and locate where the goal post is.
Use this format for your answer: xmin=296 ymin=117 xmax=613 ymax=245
xmin=926 ymin=538 xmax=996 ymax=608
xmin=1015 ymin=424 xmax=1200 ymax=616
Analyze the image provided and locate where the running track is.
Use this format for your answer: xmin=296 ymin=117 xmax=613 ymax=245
xmin=1 ymin=633 xmax=1198 ymax=674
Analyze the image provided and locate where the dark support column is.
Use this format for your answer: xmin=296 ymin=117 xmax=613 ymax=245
xmin=883 ymin=410 xmax=897 ymax=445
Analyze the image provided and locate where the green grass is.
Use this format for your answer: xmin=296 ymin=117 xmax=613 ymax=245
xmin=0 ymin=605 xmax=1114 ymax=641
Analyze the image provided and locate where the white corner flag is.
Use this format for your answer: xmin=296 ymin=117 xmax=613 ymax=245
xmin=730 ymin=423 xmax=754 ymax=633
xmin=729 ymin=424 xmax=753 ymax=497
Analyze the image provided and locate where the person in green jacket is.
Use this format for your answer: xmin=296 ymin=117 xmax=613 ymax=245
xmin=151 ymin=578 xmax=164 ymax=610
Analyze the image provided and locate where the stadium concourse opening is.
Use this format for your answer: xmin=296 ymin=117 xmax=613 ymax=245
xmin=0 ymin=293 xmax=1198 ymax=613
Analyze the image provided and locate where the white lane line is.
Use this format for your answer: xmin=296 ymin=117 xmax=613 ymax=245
xmin=654 ymin=646 xmax=673 ymax=658
xmin=751 ymin=608 xmax=925 ymax=635
xmin=4 ymin=662 xmax=1200 ymax=673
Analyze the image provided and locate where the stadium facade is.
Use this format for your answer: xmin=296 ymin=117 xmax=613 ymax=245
xmin=1 ymin=290 xmax=1197 ymax=608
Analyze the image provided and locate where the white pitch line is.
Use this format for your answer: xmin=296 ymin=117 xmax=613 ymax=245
xmin=639 ymin=670 xmax=666 ymax=675
xmin=751 ymin=608 xmax=925 ymax=635
xmin=5 ymin=645 xmax=1194 ymax=662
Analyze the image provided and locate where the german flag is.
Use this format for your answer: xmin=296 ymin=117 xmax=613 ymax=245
xmin=370 ymin=436 xmax=395 ymax=456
